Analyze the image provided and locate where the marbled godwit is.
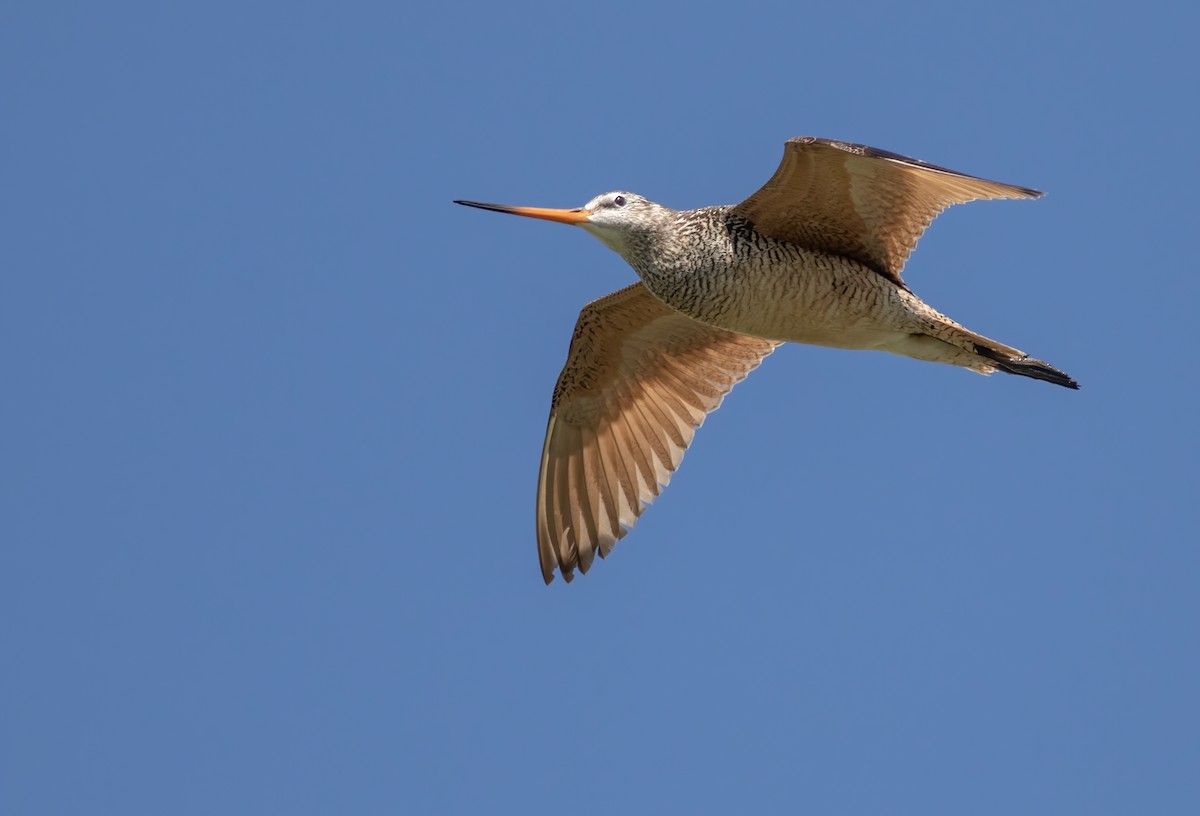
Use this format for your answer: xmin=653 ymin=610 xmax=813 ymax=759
xmin=456 ymin=137 xmax=1077 ymax=584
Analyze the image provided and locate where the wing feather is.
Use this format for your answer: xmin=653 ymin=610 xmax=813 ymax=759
xmin=569 ymin=437 xmax=601 ymax=574
xmin=581 ymin=425 xmax=620 ymax=541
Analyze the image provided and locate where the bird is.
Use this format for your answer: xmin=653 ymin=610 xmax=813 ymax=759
xmin=455 ymin=136 xmax=1077 ymax=584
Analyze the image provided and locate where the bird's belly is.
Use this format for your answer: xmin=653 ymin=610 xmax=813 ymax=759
xmin=658 ymin=250 xmax=915 ymax=349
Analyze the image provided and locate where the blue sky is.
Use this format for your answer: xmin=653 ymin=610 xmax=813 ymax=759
xmin=3 ymin=1 xmax=1197 ymax=813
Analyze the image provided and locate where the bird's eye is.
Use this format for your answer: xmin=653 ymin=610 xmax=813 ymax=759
xmin=613 ymin=195 xmax=626 ymax=207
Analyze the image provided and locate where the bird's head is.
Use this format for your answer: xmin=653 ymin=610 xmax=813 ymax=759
xmin=454 ymin=192 xmax=671 ymax=260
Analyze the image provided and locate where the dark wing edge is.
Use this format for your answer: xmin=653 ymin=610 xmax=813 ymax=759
xmin=792 ymin=137 xmax=1044 ymax=200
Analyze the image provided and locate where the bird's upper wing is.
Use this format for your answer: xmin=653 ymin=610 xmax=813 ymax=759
xmin=732 ymin=137 xmax=1042 ymax=286
xmin=537 ymin=283 xmax=779 ymax=584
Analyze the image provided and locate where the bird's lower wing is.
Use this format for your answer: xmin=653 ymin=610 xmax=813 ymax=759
xmin=536 ymin=283 xmax=779 ymax=584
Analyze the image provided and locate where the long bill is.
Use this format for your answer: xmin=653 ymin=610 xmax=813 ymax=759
xmin=453 ymin=200 xmax=590 ymax=225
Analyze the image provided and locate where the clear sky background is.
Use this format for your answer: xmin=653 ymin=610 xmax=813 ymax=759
xmin=3 ymin=1 xmax=1197 ymax=814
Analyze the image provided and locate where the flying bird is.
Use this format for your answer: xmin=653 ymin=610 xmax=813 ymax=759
xmin=456 ymin=136 xmax=1077 ymax=584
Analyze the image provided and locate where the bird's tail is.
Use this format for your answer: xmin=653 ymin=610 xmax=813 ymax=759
xmin=970 ymin=342 xmax=1079 ymax=389
xmin=884 ymin=326 xmax=1079 ymax=389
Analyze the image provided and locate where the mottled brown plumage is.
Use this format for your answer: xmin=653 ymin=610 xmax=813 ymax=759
xmin=456 ymin=137 xmax=1077 ymax=584
xmin=535 ymin=284 xmax=778 ymax=583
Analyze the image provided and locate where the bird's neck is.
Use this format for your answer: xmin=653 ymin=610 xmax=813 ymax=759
xmin=623 ymin=206 xmax=737 ymax=292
